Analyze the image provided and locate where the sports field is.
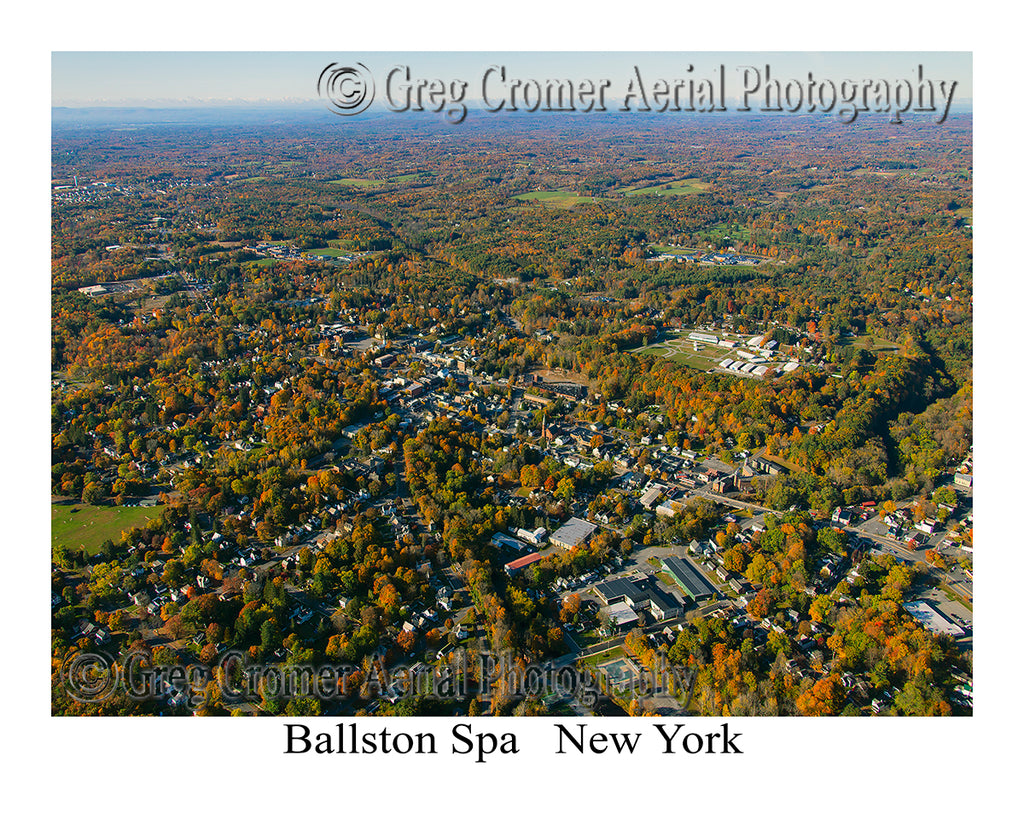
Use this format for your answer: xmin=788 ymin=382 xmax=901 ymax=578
xmin=305 ymin=247 xmax=351 ymax=257
xmin=52 ymin=502 xmax=164 ymax=556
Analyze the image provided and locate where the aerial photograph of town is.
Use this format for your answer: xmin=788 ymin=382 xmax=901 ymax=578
xmin=50 ymin=51 xmax=974 ymax=720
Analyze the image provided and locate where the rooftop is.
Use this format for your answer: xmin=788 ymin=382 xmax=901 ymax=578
xmin=661 ymin=555 xmax=718 ymax=600
xmin=504 ymin=552 xmax=542 ymax=572
xmin=903 ymin=600 xmax=965 ymax=637
xmin=550 ymin=516 xmax=597 ymax=548
xmin=605 ymin=601 xmax=640 ymax=628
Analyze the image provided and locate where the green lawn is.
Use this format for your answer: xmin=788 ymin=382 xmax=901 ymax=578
xmin=571 ymin=628 xmax=607 ymax=649
xmin=650 ymin=244 xmax=699 ymax=254
xmin=583 ymin=646 xmax=626 ymax=666
xmin=655 ymin=571 xmax=680 ymax=589
xmin=52 ymin=502 xmax=164 ymax=556
xmin=304 ymin=247 xmax=351 ymax=257
xmin=662 ymin=349 xmax=720 ymax=369
xmin=327 ymin=174 xmax=429 ymax=187
xmin=327 ymin=177 xmax=385 ymax=188
xmin=634 ymin=342 xmax=722 ymax=370
xmin=839 ymin=335 xmax=902 ymax=354
xmin=513 ymin=191 xmax=600 ymax=208
xmin=698 ymin=224 xmax=751 ymax=242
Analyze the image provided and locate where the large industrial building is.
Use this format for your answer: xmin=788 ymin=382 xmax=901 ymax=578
xmin=550 ymin=517 xmax=598 ymax=550
xmin=593 ymin=574 xmax=684 ymax=623
xmin=660 ymin=556 xmax=719 ymax=602
xmin=504 ymin=552 xmax=543 ymax=576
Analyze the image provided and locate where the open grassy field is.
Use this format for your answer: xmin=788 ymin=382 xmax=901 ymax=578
xmin=697 ymin=223 xmax=751 ymax=242
xmin=650 ymin=244 xmax=699 ymax=254
xmin=53 ymin=502 xmax=164 ymax=556
xmin=633 ymin=338 xmax=723 ymax=370
xmin=329 ymin=173 xmax=431 ymax=187
xmin=836 ymin=334 xmax=902 ymax=354
xmin=305 ymin=247 xmax=351 ymax=257
xmin=327 ymin=177 xmax=385 ymax=188
xmin=582 ymin=646 xmax=626 ymax=666
xmin=645 ymin=347 xmax=720 ymax=369
xmin=630 ymin=330 xmax=767 ymax=372
xmin=390 ymin=172 xmax=432 ymax=183
xmin=618 ymin=180 xmax=709 ymax=196
xmin=850 ymin=168 xmax=905 ymax=177
xmin=513 ymin=190 xmax=600 ymax=208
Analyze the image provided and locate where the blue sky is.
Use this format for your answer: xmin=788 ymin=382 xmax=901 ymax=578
xmin=52 ymin=52 xmax=972 ymax=106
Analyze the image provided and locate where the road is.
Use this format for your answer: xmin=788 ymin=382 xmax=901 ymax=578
xmin=176 ymin=271 xmax=213 ymax=313
xmin=678 ymin=484 xmax=971 ymax=604
xmin=688 ymin=486 xmax=772 ymax=514
xmin=686 ymin=485 xmax=943 ymax=564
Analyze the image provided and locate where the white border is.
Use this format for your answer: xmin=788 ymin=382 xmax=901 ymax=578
xmin=13 ymin=2 xmax=1017 ymax=815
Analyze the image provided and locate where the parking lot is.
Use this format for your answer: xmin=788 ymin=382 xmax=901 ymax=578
xmin=914 ymin=585 xmax=973 ymax=647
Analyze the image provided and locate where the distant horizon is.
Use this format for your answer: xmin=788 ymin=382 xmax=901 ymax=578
xmin=49 ymin=101 xmax=974 ymax=134
xmin=52 ymin=52 xmax=972 ymax=110
xmin=51 ymin=99 xmax=975 ymax=109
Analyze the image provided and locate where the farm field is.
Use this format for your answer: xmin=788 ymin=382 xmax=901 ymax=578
xmin=617 ymin=180 xmax=709 ymax=196
xmin=513 ymin=190 xmax=601 ymax=208
xmin=328 ymin=173 xmax=432 ymax=188
xmin=327 ymin=177 xmax=385 ymax=188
